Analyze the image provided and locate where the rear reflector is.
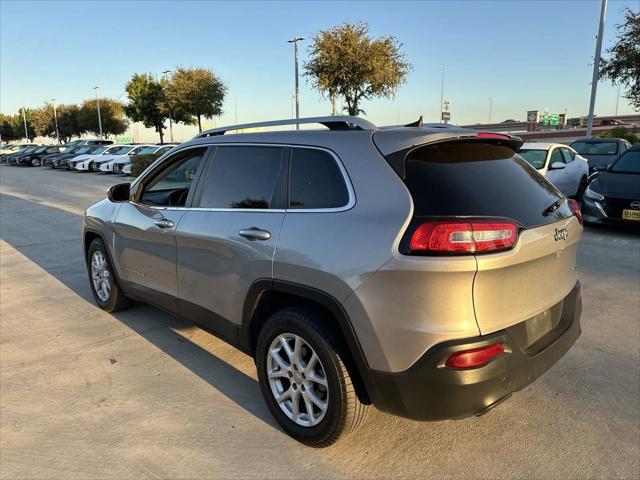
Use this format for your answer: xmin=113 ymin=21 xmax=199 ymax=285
xmin=568 ymin=198 xmax=583 ymax=225
xmin=445 ymin=343 xmax=505 ymax=368
xmin=409 ymin=221 xmax=518 ymax=254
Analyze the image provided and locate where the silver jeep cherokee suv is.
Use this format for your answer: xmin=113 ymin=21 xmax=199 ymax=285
xmin=83 ymin=116 xmax=583 ymax=447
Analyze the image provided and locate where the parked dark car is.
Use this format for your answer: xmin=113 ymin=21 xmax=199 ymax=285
xmin=51 ymin=145 xmax=104 ymax=169
xmin=16 ymin=146 xmax=64 ymax=166
xmin=0 ymin=144 xmax=37 ymax=162
xmin=582 ymin=144 xmax=640 ymax=226
xmin=570 ymin=138 xmax=633 ymax=172
xmin=5 ymin=146 xmax=41 ymax=165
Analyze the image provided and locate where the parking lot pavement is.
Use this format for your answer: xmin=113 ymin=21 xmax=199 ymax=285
xmin=1 ymin=165 xmax=639 ymax=480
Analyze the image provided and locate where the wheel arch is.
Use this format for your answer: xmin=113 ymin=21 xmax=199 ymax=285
xmin=241 ymin=279 xmax=375 ymax=405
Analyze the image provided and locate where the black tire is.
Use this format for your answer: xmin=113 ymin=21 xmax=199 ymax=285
xmin=31 ymin=158 xmax=40 ymax=167
xmin=86 ymin=238 xmax=131 ymax=312
xmin=256 ymin=307 xmax=368 ymax=447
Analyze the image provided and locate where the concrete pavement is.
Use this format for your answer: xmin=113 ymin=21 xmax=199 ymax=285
xmin=1 ymin=165 xmax=639 ymax=479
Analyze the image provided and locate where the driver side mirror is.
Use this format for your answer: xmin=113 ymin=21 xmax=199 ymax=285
xmin=108 ymin=183 xmax=131 ymax=202
xmin=549 ymin=162 xmax=566 ymax=170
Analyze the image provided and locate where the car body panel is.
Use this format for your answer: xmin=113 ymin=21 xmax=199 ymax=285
xmin=519 ymin=143 xmax=589 ymax=197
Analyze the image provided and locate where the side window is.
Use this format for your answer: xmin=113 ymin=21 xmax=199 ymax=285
xmin=196 ymin=146 xmax=287 ymax=209
xmin=561 ymin=148 xmax=574 ymax=163
xmin=289 ymin=148 xmax=350 ymax=209
xmin=139 ymin=149 xmax=205 ymax=207
xmin=549 ymin=148 xmax=565 ymax=165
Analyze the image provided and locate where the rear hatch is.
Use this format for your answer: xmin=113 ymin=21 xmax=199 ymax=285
xmin=385 ymin=139 xmax=581 ymax=335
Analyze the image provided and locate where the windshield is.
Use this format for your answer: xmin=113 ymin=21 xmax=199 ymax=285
xmin=34 ymin=146 xmax=49 ymax=153
xmin=609 ymin=151 xmax=640 ymax=174
xmin=75 ymin=147 xmax=93 ymax=154
xmin=131 ymin=146 xmax=157 ymax=155
xmin=106 ymin=146 xmax=134 ymax=155
xmin=571 ymin=141 xmax=618 ymax=155
xmin=91 ymin=146 xmax=110 ymax=154
xmin=22 ymin=147 xmax=38 ymax=153
xmin=517 ymin=149 xmax=547 ymax=169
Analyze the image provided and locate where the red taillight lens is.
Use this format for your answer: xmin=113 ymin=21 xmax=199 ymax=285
xmin=445 ymin=343 xmax=505 ymax=369
xmin=409 ymin=221 xmax=518 ymax=254
xmin=476 ymin=132 xmax=510 ymax=140
xmin=568 ymin=198 xmax=583 ymax=225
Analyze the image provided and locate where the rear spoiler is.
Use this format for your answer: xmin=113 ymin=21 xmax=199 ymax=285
xmin=373 ymin=129 xmax=523 ymax=178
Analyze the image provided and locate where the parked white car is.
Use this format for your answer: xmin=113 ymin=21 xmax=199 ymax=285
xmin=99 ymin=144 xmax=159 ymax=173
xmin=73 ymin=145 xmax=138 ymax=171
xmin=518 ymin=143 xmax=589 ymax=198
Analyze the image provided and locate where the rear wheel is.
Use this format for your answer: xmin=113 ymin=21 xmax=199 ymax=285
xmin=256 ymin=307 xmax=368 ymax=447
xmin=86 ymin=238 xmax=131 ymax=312
xmin=31 ymin=158 xmax=41 ymax=167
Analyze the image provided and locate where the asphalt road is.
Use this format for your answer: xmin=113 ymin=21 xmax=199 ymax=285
xmin=1 ymin=165 xmax=639 ymax=479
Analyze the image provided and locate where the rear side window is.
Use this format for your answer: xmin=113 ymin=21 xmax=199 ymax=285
xmin=197 ymin=146 xmax=287 ymax=209
xmin=404 ymin=142 xmax=570 ymax=228
xmin=289 ymin=148 xmax=349 ymax=209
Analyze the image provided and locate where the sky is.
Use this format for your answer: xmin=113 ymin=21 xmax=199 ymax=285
xmin=1 ymin=0 xmax=638 ymax=141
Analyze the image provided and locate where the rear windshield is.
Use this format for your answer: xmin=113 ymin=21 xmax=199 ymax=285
xmin=571 ymin=141 xmax=618 ymax=155
xmin=403 ymin=142 xmax=571 ymax=228
xmin=518 ymin=149 xmax=547 ymax=169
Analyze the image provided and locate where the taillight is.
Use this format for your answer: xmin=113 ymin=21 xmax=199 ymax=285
xmin=476 ymin=132 xmax=510 ymax=140
xmin=445 ymin=343 xmax=505 ymax=369
xmin=409 ymin=221 xmax=518 ymax=254
xmin=568 ymin=198 xmax=583 ymax=225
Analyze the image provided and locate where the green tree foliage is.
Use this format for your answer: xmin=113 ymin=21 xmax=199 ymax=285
xmin=602 ymin=126 xmax=639 ymax=144
xmin=125 ymin=73 xmax=169 ymax=143
xmin=10 ymin=109 xmax=37 ymax=141
xmin=165 ymin=67 xmax=226 ymax=132
xmin=599 ymin=8 xmax=640 ymax=111
xmin=0 ymin=113 xmax=20 ymax=141
xmin=304 ymin=22 xmax=412 ymax=116
xmin=78 ymin=98 xmax=128 ymax=138
xmin=55 ymin=104 xmax=82 ymax=143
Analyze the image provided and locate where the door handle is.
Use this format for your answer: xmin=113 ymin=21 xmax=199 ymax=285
xmin=239 ymin=227 xmax=271 ymax=241
xmin=154 ymin=218 xmax=174 ymax=229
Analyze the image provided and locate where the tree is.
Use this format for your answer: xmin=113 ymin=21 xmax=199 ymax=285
xmin=11 ymin=109 xmax=36 ymax=141
xmin=599 ymin=8 xmax=640 ymax=111
xmin=125 ymin=73 xmax=168 ymax=143
xmin=78 ymin=98 xmax=128 ymax=138
xmin=55 ymin=104 xmax=82 ymax=143
xmin=0 ymin=113 xmax=20 ymax=142
xmin=304 ymin=22 xmax=412 ymax=116
xmin=165 ymin=67 xmax=226 ymax=132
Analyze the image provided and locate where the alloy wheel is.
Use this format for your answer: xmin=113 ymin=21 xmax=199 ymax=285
xmin=267 ymin=333 xmax=329 ymax=427
xmin=90 ymin=251 xmax=111 ymax=302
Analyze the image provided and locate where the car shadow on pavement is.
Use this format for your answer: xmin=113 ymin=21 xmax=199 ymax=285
xmin=0 ymin=192 xmax=280 ymax=431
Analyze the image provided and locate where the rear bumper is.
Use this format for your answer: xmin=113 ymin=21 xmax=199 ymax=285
xmin=368 ymin=282 xmax=582 ymax=421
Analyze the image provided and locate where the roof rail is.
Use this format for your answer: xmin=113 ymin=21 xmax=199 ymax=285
xmin=194 ymin=116 xmax=377 ymax=138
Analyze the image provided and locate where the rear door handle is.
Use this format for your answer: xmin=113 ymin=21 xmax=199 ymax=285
xmin=154 ymin=218 xmax=174 ymax=229
xmin=239 ymin=227 xmax=271 ymax=241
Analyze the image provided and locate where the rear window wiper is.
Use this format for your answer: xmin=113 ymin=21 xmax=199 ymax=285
xmin=543 ymin=198 xmax=562 ymax=216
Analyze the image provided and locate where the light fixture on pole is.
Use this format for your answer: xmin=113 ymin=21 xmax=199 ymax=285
xmin=51 ymin=99 xmax=60 ymax=144
xmin=288 ymin=36 xmax=305 ymax=129
xmin=440 ymin=64 xmax=447 ymax=123
xmin=586 ymin=0 xmax=608 ymax=138
xmin=93 ymin=86 xmax=103 ymax=139
xmin=162 ymin=70 xmax=174 ymax=143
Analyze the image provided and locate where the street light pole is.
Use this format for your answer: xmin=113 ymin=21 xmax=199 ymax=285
xmin=52 ymin=99 xmax=60 ymax=144
xmin=162 ymin=70 xmax=174 ymax=143
xmin=586 ymin=0 xmax=607 ymax=138
xmin=22 ymin=107 xmax=29 ymax=141
xmin=440 ymin=64 xmax=446 ymax=123
xmin=93 ymin=86 xmax=103 ymax=139
xmin=288 ymin=37 xmax=304 ymax=129
xmin=489 ymin=97 xmax=493 ymax=124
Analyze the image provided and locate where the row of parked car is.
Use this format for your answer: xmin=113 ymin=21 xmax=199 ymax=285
xmin=0 ymin=139 xmax=178 ymax=175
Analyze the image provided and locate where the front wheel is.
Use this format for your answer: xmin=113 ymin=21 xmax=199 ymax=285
xmin=86 ymin=238 xmax=131 ymax=312
xmin=256 ymin=307 xmax=368 ymax=447
xmin=31 ymin=158 xmax=41 ymax=167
